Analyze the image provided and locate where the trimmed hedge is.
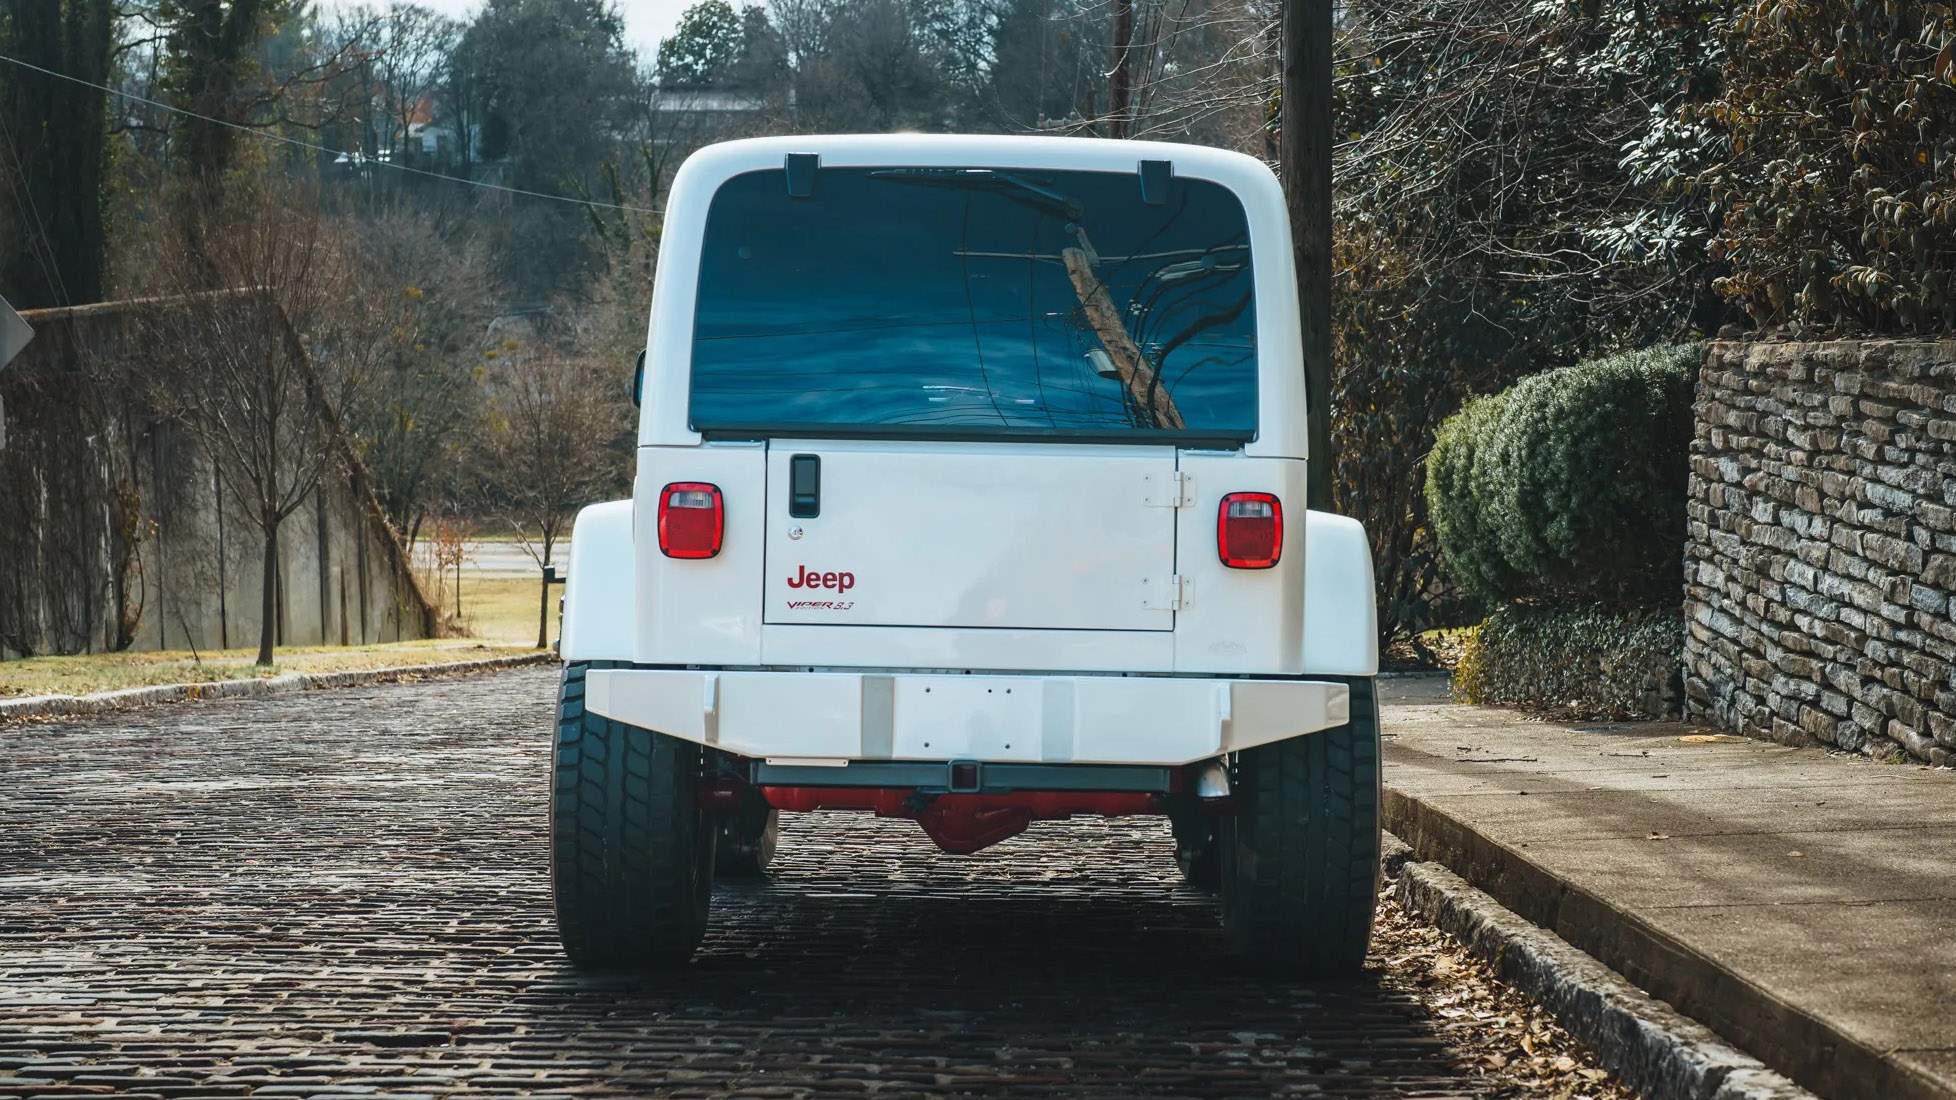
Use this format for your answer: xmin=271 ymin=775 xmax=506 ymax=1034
xmin=1454 ymin=603 xmax=1683 ymax=719
xmin=1424 ymin=389 xmax=1516 ymax=607
xmin=1426 ymin=344 xmax=1700 ymax=608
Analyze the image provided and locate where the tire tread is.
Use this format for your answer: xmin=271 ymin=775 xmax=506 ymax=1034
xmin=1222 ymin=678 xmax=1381 ymax=978
xmin=550 ymin=662 xmax=712 ymax=969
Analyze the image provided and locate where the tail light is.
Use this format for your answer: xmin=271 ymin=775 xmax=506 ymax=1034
xmin=1218 ymin=492 xmax=1282 ymax=569
xmin=658 ymin=482 xmax=724 ymax=559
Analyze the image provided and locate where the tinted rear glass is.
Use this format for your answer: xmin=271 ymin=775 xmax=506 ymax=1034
xmin=689 ymin=165 xmax=1257 ymax=441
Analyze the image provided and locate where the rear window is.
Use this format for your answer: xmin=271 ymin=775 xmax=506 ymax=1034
xmin=688 ymin=165 xmax=1257 ymax=443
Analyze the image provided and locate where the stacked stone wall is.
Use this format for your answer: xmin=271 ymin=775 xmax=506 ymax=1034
xmin=1684 ymin=339 xmax=1956 ymax=765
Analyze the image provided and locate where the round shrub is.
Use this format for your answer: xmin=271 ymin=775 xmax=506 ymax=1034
xmin=1425 ymin=389 xmax=1517 ymax=603
xmin=1428 ymin=343 xmax=1700 ymax=607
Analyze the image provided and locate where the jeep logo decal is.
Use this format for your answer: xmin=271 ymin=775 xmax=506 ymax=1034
xmin=786 ymin=565 xmax=855 ymax=593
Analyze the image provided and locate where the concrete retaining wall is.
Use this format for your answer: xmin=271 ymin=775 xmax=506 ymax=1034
xmin=1684 ymin=339 xmax=1956 ymax=765
xmin=0 ymin=298 xmax=436 ymax=659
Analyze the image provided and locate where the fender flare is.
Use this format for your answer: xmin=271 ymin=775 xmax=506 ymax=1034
xmin=560 ymin=499 xmax=636 ymax=663
xmin=1300 ymin=510 xmax=1379 ymax=677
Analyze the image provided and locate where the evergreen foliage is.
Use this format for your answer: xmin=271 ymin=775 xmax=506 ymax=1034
xmin=1453 ymin=603 xmax=1683 ymax=719
xmin=1423 ymin=389 xmax=1515 ymax=608
xmin=1426 ymin=344 xmax=1701 ymax=608
xmin=656 ymin=0 xmax=746 ymax=88
xmin=1703 ymin=0 xmax=1956 ymax=333
xmin=0 ymin=0 xmax=114 ymax=307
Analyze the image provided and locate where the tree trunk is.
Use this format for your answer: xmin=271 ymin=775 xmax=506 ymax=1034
xmin=537 ymin=571 xmax=550 ymax=651
xmin=536 ymin=541 xmax=553 ymax=651
xmin=0 ymin=0 xmax=114 ymax=308
xmin=256 ymin=515 xmax=278 ymax=666
xmin=1108 ymin=0 xmax=1135 ymax=139
xmin=1282 ymin=0 xmax=1334 ymax=510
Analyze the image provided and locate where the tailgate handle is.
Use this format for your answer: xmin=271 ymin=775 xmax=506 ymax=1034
xmin=789 ymin=454 xmax=821 ymax=517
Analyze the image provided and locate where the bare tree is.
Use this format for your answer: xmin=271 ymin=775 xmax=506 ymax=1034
xmin=144 ymin=182 xmax=353 ymax=667
xmin=472 ymin=336 xmax=632 ymax=647
xmin=980 ymin=0 xmax=1276 ymax=149
xmin=326 ymin=207 xmax=496 ymax=547
xmin=376 ymin=5 xmax=463 ymax=166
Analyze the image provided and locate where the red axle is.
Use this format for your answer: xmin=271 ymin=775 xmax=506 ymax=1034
xmin=759 ymin=786 xmax=1163 ymax=855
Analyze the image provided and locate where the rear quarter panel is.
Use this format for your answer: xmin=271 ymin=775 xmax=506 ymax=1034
xmin=633 ymin=443 xmax=768 ymax=666
xmin=560 ymin=499 xmax=635 ymax=662
xmin=1171 ymin=453 xmax=1307 ymax=674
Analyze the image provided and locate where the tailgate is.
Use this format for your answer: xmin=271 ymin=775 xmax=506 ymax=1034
xmin=763 ymin=441 xmax=1179 ymax=631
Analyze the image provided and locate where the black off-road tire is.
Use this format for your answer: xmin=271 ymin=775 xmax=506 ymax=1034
xmin=1171 ymin=812 xmax=1222 ymax=890
xmin=714 ymin=787 xmax=779 ymax=877
xmin=550 ymin=663 xmax=715 ymax=970
xmin=1220 ymin=677 xmax=1381 ymax=979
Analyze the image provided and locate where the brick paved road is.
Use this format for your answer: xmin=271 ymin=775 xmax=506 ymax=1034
xmin=2 ymin=668 xmax=1520 ymax=1099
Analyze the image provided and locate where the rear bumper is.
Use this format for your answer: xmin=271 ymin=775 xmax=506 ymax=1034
xmin=582 ymin=667 xmax=1351 ymax=766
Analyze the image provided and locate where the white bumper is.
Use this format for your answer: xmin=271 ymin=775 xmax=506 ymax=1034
xmin=583 ymin=669 xmax=1350 ymax=766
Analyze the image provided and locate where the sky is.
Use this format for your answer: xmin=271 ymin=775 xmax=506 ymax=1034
xmin=371 ymin=0 xmax=693 ymax=65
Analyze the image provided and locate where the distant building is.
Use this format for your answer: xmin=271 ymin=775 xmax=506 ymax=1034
xmin=655 ymin=88 xmax=768 ymax=115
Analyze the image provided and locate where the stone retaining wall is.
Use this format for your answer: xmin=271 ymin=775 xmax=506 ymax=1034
xmin=1684 ymin=339 xmax=1956 ymax=765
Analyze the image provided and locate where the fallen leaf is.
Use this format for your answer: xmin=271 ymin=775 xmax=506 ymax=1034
xmin=1788 ymin=850 xmax=1803 ymax=858
xmin=1678 ymin=734 xmax=1748 ymax=744
xmin=1646 ymin=832 xmax=1671 ymax=840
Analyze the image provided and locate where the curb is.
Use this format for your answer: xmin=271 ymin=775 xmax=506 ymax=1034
xmin=1384 ymin=788 xmax=1946 ymax=1100
xmin=0 ymin=652 xmax=555 ymax=724
xmin=1385 ymin=837 xmax=1815 ymax=1100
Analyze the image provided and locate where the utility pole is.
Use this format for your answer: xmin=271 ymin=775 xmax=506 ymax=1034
xmin=1281 ymin=0 xmax=1334 ymax=510
xmin=1108 ymin=0 xmax=1135 ymax=138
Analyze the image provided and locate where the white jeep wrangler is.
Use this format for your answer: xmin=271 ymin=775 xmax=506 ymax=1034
xmin=554 ymin=134 xmax=1381 ymax=977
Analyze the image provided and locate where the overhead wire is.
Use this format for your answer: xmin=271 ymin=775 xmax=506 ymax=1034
xmin=0 ymin=51 xmax=659 ymax=215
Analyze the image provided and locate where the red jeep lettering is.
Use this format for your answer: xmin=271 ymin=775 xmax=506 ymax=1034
xmin=787 ymin=565 xmax=855 ymax=593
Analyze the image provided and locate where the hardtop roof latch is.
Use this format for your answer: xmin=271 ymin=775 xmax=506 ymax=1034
xmin=785 ymin=152 xmax=820 ymax=198
xmin=1138 ymin=159 xmax=1173 ymax=205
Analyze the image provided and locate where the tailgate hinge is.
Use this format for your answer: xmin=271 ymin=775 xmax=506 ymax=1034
xmin=1141 ymin=574 xmax=1191 ymax=611
xmin=1142 ymin=470 xmax=1192 ymax=508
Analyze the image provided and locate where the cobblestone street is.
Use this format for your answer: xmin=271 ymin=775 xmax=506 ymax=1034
xmin=1 ymin=669 xmax=1618 ymax=1099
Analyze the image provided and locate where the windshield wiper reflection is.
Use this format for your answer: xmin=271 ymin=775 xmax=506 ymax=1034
xmin=868 ymin=168 xmax=1086 ymax=223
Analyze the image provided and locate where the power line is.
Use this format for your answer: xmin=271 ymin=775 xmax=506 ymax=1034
xmin=0 ymin=52 xmax=659 ymax=215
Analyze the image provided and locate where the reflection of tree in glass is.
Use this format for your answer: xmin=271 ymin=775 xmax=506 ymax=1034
xmin=688 ymin=166 xmax=1258 ymax=437
xmin=873 ymin=168 xmax=1196 ymax=431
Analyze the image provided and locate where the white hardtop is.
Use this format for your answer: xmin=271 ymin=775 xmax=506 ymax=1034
xmin=580 ymin=133 xmax=1380 ymax=684
xmin=637 ymin=133 xmax=1310 ymax=459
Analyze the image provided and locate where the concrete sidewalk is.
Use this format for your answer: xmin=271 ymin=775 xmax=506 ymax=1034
xmin=1379 ymin=678 xmax=1956 ymax=1100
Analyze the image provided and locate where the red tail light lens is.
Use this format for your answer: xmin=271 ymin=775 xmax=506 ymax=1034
xmin=658 ymin=482 xmax=723 ymax=559
xmin=1218 ymin=492 xmax=1282 ymax=569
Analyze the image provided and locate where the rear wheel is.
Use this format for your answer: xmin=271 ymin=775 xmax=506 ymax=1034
xmin=550 ymin=663 xmax=715 ymax=970
xmin=1171 ymin=812 xmax=1221 ymax=890
xmin=715 ymin=786 xmax=779 ymax=877
xmin=1220 ymin=677 xmax=1381 ymax=979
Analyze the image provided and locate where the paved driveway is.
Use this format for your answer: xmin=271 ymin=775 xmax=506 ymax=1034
xmin=1 ymin=668 xmax=1587 ymax=1098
